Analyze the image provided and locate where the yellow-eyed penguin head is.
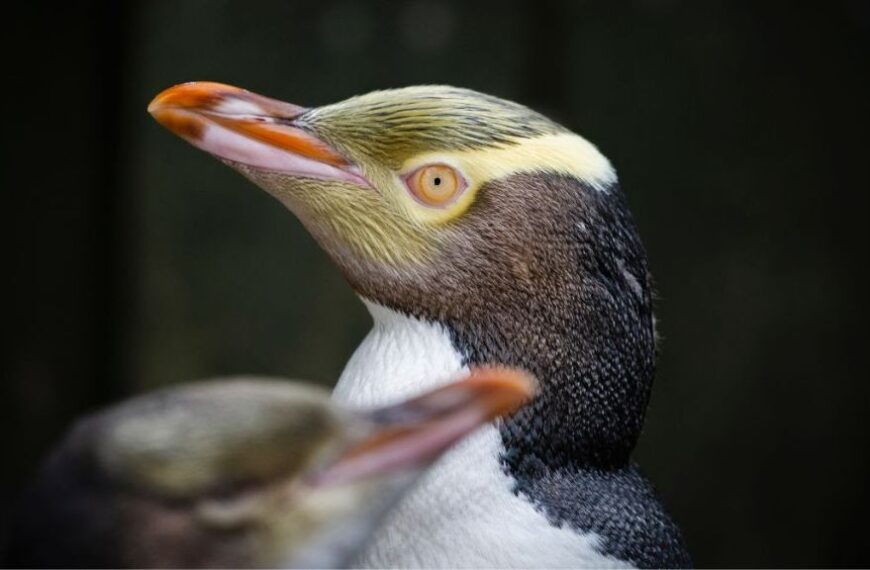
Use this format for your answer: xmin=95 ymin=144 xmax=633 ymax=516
xmin=148 ymin=83 xmax=654 ymax=468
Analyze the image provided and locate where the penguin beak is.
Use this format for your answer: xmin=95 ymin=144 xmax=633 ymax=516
xmin=148 ymin=81 xmax=370 ymax=186
xmin=310 ymin=367 xmax=536 ymax=487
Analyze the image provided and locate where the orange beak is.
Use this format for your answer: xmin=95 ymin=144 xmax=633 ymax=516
xmin=310 ymin=366 xmax=536 ymax=487
xmin=148 ymin=81 xmax=369 ymax=186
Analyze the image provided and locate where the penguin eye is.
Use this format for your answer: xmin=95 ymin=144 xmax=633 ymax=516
xmin=405 ymin=164 xmax=466 ymax=207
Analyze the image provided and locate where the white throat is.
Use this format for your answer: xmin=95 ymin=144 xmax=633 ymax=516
xmin=332 ymin=299 xmax=467 ymax=408
xmin=332 ymin=301 xmax=629 ymax=569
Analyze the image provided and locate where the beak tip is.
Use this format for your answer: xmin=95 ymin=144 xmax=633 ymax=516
xmin=472 ymin=365 xmax=538 ymax=402
xmin=146 ymin=81 xmax=239 ymax=116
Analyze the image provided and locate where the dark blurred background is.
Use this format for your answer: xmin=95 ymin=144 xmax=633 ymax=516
xmin=4 ymin=0 xmax=869 ymax=566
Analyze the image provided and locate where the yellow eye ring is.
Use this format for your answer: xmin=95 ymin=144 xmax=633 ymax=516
xmin=404 ymin=164 xmax=467 ymax=208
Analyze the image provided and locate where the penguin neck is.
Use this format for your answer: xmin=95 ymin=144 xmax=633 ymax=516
xmin=333 ymin=292 xmax=649 ymax=471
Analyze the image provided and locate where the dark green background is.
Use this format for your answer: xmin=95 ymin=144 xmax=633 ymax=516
xmin=5 ymin=1 xmax=868 ymax=566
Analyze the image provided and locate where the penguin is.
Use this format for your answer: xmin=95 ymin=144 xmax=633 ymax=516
xmin=6 ymin=369 xmax=533 ymax=568
xmin=148 ymin=82 xmax=692 ymax=568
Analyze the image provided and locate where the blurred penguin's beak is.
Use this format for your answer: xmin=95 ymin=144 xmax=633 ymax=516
xmin=310 ymin=367 xmax=535 ymax=487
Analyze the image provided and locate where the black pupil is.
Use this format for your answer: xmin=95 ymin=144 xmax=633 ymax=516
xmin=433 ymin=177 xmax=441 ymax=185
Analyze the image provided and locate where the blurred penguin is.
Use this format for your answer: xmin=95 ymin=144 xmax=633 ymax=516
xmin=6 ymin=368 xmax=533 ymax=568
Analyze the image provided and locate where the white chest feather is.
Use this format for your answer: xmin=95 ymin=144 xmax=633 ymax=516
xmin=332 ymin=301 xmax=629 ymax=569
